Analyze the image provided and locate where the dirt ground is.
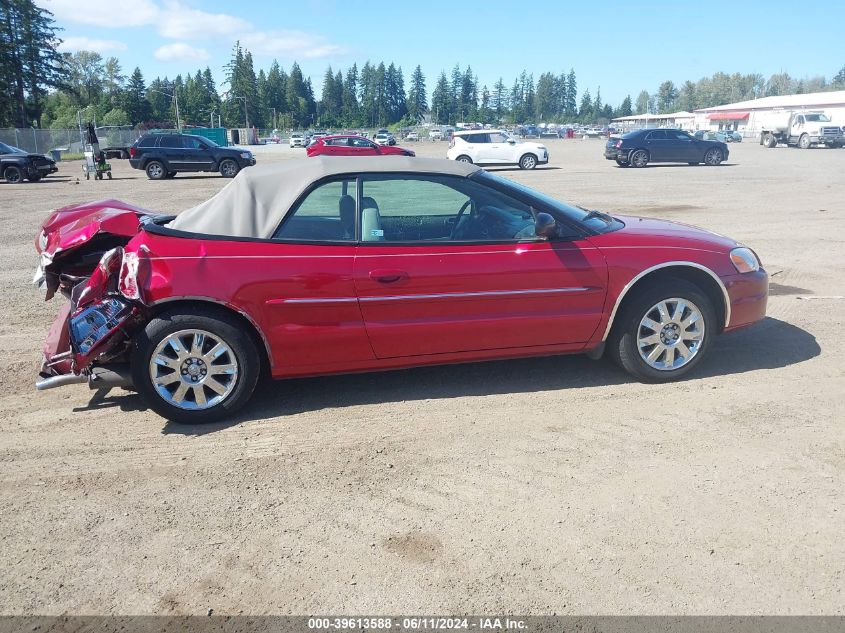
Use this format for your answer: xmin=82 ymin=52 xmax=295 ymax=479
xmin=0 ymin=138 xmax=843 ymax=615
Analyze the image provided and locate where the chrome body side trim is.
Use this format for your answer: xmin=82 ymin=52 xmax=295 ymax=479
xmin=600 ymin=261 xmax=731 ymax=341
xmin=359 ymin=287 xmax=594 ymax=303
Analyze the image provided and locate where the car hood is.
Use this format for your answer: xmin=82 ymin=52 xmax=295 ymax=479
xmin=603 ymin=214 xmax=740 ymax=252
xmin=37 ymin=199 xmax=152 ymax=259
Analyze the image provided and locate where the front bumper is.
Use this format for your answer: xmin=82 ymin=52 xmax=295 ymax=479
xmin=723 ymin=269 xmax=768 ymax=332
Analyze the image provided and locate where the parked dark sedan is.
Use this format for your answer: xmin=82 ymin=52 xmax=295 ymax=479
xmin=605 ymin=128 xmax=729 ymax=168
xmin=128 ymin=133 xmax=256 ymax=180
xmin=1 ymin=142 xmax=58 ymax=183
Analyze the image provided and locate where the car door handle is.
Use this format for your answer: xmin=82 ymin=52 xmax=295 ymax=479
xmin=369 ymin=269 xmax=409 ymax=283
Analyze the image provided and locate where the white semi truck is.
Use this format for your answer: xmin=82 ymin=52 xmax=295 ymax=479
xmin=759 ymin=110 xmax=844 ymax=148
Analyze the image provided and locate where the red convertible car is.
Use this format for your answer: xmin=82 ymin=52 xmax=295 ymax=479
xmin=34 ymin=157 xmax=767 ymax=423
xmin=306 ymin=134 xmax=415 ymax=157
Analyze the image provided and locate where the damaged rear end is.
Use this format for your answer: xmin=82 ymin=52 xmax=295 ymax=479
xmin=35 ymin=200 xmax=161 ymax=392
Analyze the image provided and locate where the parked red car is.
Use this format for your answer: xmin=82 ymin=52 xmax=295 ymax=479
xmin=34 ymin=157 xmax=767 ymax=423
xmin=306 ymin=134 xmax=415 ymax=157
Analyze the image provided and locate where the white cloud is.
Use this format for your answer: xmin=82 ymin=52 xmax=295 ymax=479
xmin=58 ymin=37 xmax=128 ymax=53
xmin=239 ymin=30 xmax=344 ymax=59
xmin=153 ymin=42 xmax=210 ymax=62
xmin=37 ymin=0 xmax=344 ymax=61
xmin=157 ymin=1 xmax=251 ymax=39
xmin=36 ymin=0 xmax=158 ymax=27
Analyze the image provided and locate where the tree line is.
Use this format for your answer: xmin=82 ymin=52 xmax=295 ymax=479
xmin=2 ymin=0 xmax=845 ymax=130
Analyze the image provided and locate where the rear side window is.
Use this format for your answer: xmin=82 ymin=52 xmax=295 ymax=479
xmin=646 ymin=130 xmax=667 ymax=140
xmin=463 ymin=133 xmax=489 ymax=143
xmin=137 ymin=136 xmax=157 ymax=148
xmin=159 ymin=136 xmax=182 ymax=148
xmin=273 ymin=179 xmax=356 ymax=242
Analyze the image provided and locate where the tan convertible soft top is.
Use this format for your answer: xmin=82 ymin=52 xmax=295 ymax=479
xmin=167 ymin=156 xmax=480 ymax=239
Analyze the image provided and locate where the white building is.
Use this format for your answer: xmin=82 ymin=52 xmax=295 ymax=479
xmin=694 ymin=90 xmax=845 ymax=137
xmin=611 ymin=111 xmax=694 ymax=131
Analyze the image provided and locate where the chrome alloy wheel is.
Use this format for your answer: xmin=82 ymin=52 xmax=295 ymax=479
xmin=149 ymin=329 xmax=239 ymax=410
xmin=637 ymin=298 xmax=705 ymax=371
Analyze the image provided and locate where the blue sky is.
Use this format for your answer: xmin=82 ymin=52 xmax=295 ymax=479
xmin=39 ymin=0 xmax=845 ymax=106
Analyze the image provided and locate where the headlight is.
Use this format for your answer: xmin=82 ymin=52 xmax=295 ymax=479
xmin=730 ymin=247 xmax=760 ymax=273
xmin=240 ymin=152 xmax=252 ymax=159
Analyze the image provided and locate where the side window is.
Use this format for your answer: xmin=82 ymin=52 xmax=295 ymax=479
xmin=183 ymin=136 xmax=206 ymax=149
xmin=360 ymin=175 xmax=536 ymax=243
xmin=670 ymin=130 xmax=691 ymax=140
xmin=325 ymin=138 xmax=347 ymax=146
xmin=489 ymin=133 xmax=508 ymax=143
xmin=350 ymin=138 xmax=374 ymax=148
xmin=159 ymin=136 xmax=182 ymax=148
xmin=465 ymin=133 xmax=489 ymax=143
xmin=646 ymin=130 xmax=667 ymax=141
xmin=273 ymin=179 xmax=356 ymax=242
xmin=137 ymin=136 xmax=157 ymax=148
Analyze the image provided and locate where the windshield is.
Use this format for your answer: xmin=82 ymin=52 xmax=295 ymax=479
xmin=475 ymin=171 xmax=622 ymax=234
xmin=0 ymin=142 xmax=25 ymax=154
xmin=804 ymin=114 xmax=830 ymax=122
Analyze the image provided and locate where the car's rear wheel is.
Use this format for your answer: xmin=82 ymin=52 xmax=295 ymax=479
xmin=519 ymin=153 xmax=538 ymax=169
xmin=608 ymin=279 xmax=715 ymax=382
xmin=630 ymin=149 xmax=649 ymax=168
xmin=762 ymin=133 xmax=777 ymax=148
xmin=145 ymin=161 xmax=166 ymax=180
xmin=131 ymin=308 xmax=260 ymax=424
xmin=455 ymin=155 xmax=473 ymax=164
xmin=798 ymin=133 xmax=811 ymax=149
xmin=219 ymin=159 xmax=240 ymax=178
xmin=4 ymin=165 xmax=23 ymax=183
xmin=704 ymin=147 xmax=723 ymax=165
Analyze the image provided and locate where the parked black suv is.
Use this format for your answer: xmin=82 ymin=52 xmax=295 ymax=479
xmin=128 ymin=133 xmax=256 ymax=180
xmin=0 ymin=142 xmax=58 ymax=183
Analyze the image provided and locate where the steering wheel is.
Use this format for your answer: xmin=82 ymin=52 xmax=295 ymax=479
xmin=450 ymin=198 xmax=476 ymax=240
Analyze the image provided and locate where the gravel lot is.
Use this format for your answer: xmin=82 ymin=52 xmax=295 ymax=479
xmin=1 ymin=138 xmax=843 ymax=615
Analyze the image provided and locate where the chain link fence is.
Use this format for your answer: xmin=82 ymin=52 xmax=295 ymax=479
xmin=0 ymin=127 xmax=141 ymax=155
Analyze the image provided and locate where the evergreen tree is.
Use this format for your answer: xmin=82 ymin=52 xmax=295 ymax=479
xmin=618 ymin=94 xmax=632 ymax=117
xmin=492 ymin=77 xmax=507 ymax=122
xmin=359 ymin=61 xmax=376 ymax=127
xmin=565 ymin=68 xmax=577 ymax=118
xmin=342 ymin=63 xmax=358 ymax=125
xmin=121 ymin=67 xmax=151 ymax=125
xmin=319 ymin=66 xmax=343 ymax=125
xmin=431 ymin=71 xmax=450 ymax=124
xmin=265 ymin=61 xmax=287 ymax=127
xmin=407 ymin=65 xmax=426 ymax=122
xmin=286 ymin=61 xmax=309 ymax=127
xmin=593 ymin=87 xmax=603 ymax=120
xmin=0 ymin=0 xmax=68 ymax=127
xmin=656 ymin=80 xmax=678 ymax=112
xmin=635 ymin=90 xmax=649 ymax=114
xmin=578 ymin=89 xmax=593 ymax=122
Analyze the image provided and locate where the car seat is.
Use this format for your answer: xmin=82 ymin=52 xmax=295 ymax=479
xmin=339 ymin=194 xmax=355 ymax=239
xmin=361 ymin=196 xmax=384 ymax=241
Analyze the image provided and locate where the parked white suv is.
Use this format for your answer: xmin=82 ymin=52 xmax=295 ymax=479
xmin=289 ymin=132 xmax=306 ymax=148
xmin=446 ymin=130 xmax=549 ymax=169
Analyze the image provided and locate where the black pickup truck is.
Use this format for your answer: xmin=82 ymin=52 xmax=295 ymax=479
xmin=0 ymin=142 xmax=58 ymax=183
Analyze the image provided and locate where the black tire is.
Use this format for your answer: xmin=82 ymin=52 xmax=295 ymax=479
xmin=130 ymin=307 xmax=261 ymax=424
xmin=519 ymin=153 xmax=538 ymax=169
xmin=704 ymin=147 xmax=723 ymax=166
xmin=145 ymin=160 xmax=166 ymax=180
xmin=798 ymin=133 xmax=811 ymax=149
xmin=219 ymin=159 xmax=239 ymax=178
xmin=629 ymin=149 xmax=649 ymax=168
xmin=4 ymin=165 xmax=23 ymax=183
xmin=607 ymin=279 xmax=716 ymax=383
xmin=762 ymin=133 xmax=777 ymax=148
xmin=106 ymin=171 xmax=112 ymax=179
xmin=455 ymin=155 xmax=473 ymax=164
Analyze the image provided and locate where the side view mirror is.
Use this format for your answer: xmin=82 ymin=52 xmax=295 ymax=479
xmin=507 ymin=139 xmax=516 ymax=144
xmin=535 ymin=212 xmax=557 ymax=239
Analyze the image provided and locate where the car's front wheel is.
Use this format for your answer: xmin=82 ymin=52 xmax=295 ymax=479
xmin=608 ymin=279 xmax=715 ymax=382
xmin=798 ymin=133 xmax=811 ymax=149
xmin=3 ymin=165 xmax=24 ymax=183
xmin=219 ymin=159 xmax=240 ymax=178
xmin=704 ymin=147 xmax=723 ymax=165
xmin=145 ymin=161 xmax=166 ymax=180
xmin=519 ymin=153 xmax=538 ymax=169
xmin=455 ymin=155 xmax=473 ymax=164
xmin=131 ymin=308 xmax=261 ymax=423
